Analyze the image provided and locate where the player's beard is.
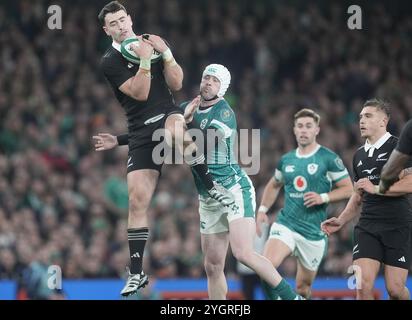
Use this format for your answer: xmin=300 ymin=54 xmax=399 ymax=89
xmin=200 ymin=87 xmax=217 ymax=101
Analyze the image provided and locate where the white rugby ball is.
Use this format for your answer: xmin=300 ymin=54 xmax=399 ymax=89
xmin=120 ymin=37 xmax=162 ymax=64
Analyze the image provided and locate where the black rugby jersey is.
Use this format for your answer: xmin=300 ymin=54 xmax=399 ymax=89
xmin=100 ymin=42 xmax=175 ymax=133
xmin=352 ymin=132 xmax=412 ymax=223
xmin=397 ymin=119 xmax=412 ymax=156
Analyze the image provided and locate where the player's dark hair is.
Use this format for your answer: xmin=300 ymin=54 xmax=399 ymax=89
xmin=98 ymin=1 xmax=127 ymax=26
xmin=363 ymin=98 xmax=391 ymax=119
xmin=294 ymin=108 xmax=321 ymax=126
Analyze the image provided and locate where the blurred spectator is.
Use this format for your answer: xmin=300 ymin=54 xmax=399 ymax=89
xmin=20 ymin=246 xmax=66 ymax=300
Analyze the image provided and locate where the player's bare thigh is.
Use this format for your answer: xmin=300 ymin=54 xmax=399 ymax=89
xmin=164 ymin=113 xmax=196 ymax=154
xmin=228 ymin=218 xmax=256 ymax=255
xmin=263 ymin=238 xmax=292 ymax=268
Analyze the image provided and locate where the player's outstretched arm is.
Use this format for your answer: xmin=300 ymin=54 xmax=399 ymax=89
xmin=321 ymin=191 xmax=362 ymax=236
xmin=256 ymin=177 xmax=283 ymax=237
xmin=93 ymin=133 xmax=123 ymax=151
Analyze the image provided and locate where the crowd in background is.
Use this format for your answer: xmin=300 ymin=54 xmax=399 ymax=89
xmin=1 ymin=0 xmax=412 ymax=298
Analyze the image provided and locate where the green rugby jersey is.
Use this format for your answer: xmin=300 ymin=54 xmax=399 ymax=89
xmin=180 ymin=99 xmax=250 ymax=197
xmin=274 ymin=145 xmax=349 ymax=240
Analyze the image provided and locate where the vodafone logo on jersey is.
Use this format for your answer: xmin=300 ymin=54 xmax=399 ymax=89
xmin=293 ymin=176 xmax=307 ymax=192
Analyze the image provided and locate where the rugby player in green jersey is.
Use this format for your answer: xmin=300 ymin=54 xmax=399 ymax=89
xmin=256 ymin=108 xmax=353 ymax=299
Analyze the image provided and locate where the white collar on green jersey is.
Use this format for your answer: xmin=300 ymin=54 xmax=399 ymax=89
xmin=112 ymin=41 xmax=121 ymax=52
xmin=364 ymin=131 xmax=391 ymax=152
xmin=296 ymin=144 xmax=321 ymax=158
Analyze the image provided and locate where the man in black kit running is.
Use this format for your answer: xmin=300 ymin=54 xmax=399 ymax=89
xmin=98 ymin=1 xmax=234 ymax=296
xmin=379 ymin=119 xmax=412 ymax=193
xmin=322 ymin=99 xmax=412 ymax=300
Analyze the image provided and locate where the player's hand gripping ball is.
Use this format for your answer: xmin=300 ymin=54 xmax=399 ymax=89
xmin=121 ymin=36 xmax=162 ymax=64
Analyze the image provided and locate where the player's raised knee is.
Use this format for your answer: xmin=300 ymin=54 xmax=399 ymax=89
xmin=165 ymin=114 xmax=186 ymax=137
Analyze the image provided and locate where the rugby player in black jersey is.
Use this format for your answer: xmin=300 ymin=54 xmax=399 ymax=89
xmin=322 ymin=99 xmax=412 ymax=300
xmin=97 ymin=1 xmax=234 ymax=296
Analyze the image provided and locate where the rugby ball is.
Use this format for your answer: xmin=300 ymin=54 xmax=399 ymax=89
xmin=120 ymin=37 xmax=162 ymax=64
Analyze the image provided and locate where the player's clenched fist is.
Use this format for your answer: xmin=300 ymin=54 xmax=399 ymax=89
xmin=142 ymin=34 xmax=168 ymax=53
